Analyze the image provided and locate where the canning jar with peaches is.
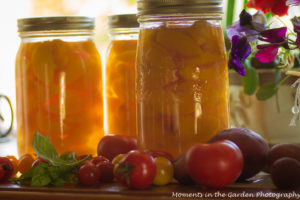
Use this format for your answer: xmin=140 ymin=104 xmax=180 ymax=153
xmin=136 ymin=0 xmax=229 ymax=157
xmin=15 ymin=17 xmax=104 ymax=156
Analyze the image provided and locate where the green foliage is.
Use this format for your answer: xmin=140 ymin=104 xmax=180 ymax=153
xmin=242 ymin=60 xmax=259 ymax=95
xmin=14 ymin=132 xmax=91 ymax=187
xmin=256 ymin=83 xmax=278 ymax=100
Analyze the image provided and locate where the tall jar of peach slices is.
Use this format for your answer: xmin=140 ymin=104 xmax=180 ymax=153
xmin=136 ymin=0 xmax=229 ymax=157
xmin=105 ymin=14 xmax=139 ymax=137
xmin=15 ymin=16 xmax=104 ymax=156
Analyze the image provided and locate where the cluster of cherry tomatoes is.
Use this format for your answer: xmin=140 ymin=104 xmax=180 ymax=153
xmin=0 ymin=134 xmax=244 ymax=189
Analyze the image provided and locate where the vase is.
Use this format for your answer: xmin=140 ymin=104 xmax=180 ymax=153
xmin=229 ymin=69 xmax=300 ymax=145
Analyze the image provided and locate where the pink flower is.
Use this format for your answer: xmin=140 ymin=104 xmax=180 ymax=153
xmin=293 ymin=17 xmax=300 ymax=49
xmin=255 ymin=27 xmax=288 ymax=63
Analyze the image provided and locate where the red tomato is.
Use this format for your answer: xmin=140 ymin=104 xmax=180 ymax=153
xmin=0 ymin=165 xmax=5 ymax=180
xmin=90 ymin=156 xmax=109 ymax=165
xmin=96 ymin=162 xmax=114 ymax=183
xmin=79 ymin=161 xmax=100 ymax=186
xmin=142 ymin=149 xmax=174 ymax=162
xmin=186 ymin=140 xmax=243 ymax=188
xmin=115 ymin=151 xmax=156 ymax=189
xmin=97 ymin=135 xmax=137 ymax=161
xmin=0 ymin=157 xmax=14 ymax=182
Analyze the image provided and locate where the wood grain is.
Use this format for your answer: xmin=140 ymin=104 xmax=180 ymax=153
xmin=0 ymin=174 xmax=298 ymax=200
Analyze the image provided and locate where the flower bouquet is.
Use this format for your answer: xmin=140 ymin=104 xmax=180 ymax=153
xmin=227 ymin=0 xmax=300 ymax=126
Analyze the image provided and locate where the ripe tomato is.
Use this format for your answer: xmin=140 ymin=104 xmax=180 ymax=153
xmin=79 ymin=161 xmax=100 ymax=186
xmin=153 ymin=157 xmax=174 ymax=186
xmin=97 ymin=135 xmax=137 ymax=161
xmin=0 ymin=165 xmax=5 ymax=180
xmin=115 ymin=151 xmax=156 ymax=189
xmin=18 ymin=154 xmax=34 ymax=174
xmin=90 ymin=156 xmax=109 ymax=165
xmin=0 ymin=157 xmax=14 ymax=182
xmin=186 ymin=140 xmax=243 ymax=188
xmin=6 ymin=155 xmax=18 ymax=176
xmin=142 ymin=149 xmax=174 ymax=162
xmin=97 ymin=162 xmax=114 ymax=183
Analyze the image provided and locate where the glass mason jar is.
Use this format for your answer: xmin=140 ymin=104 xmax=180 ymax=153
xmin=15 ymin=16 xmax=104 ymax=156
xmin=105 ymin=14 xmax=138 ymax=137
xmin=136 ymin=0 xmax=229 ymax=157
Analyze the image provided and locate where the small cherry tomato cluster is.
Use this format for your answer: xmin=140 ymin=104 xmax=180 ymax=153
xmin=0 ymin=153 xmax=37 ymax=183
xmin=78 ymin=156 xmax=114 ymax=186
xmin=112 ymin=150 xmax=174 ymax=189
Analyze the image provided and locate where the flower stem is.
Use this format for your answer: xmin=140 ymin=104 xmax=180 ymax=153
xmin=226 ymin=0 xmax=235 ymax=27
xmin=275 ymin=75 xmax=291 ymax=89
xmin=275 ymin=16 xmax=293 ymax=33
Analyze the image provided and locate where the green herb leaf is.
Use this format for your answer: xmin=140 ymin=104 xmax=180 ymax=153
xmin=14 ymin=132 xmax=91 ymax=187
xmin=31 ymin=163 xmax=51 ymax=187
xmin=256 ymin=82 xmax=278 ymax=100
xmin=33 ymin=132 xmax=58 ymax=164
xmin=33 ymin=132 xmax=90 ymax=167
xmin=60 ymin=152 xmax=76 ymax=162
xmin=242 ymin=60 xmax=258 ymax=95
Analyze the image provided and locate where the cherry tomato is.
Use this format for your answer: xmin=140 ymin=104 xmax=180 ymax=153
xmin=115 ymin=150 xmax=156 ymax=189
xmin=97 ymin=135 xmax=137 ymax=161
xmin=142 ymin=149 xmax=174 ymax=162
xmin=112 ymin=154 xmax=126 ymax=165
xmin=6 ymin=155 xmax=18 ymax=176
xmin=153 ymin=157 xmax=174 ymax=186
xmin=79 ymin=161 xmax=100 ymax=186
xmin=0 ymin=165 xmax=5 ymax=180
xmin=96 ymin=162 xmax=114 ymax=183
xmin=90 ymin=156 xmax=114 ymax=183
xmin=90 ymin=156 xmax=109 ymax=165
xmin=186 ymin=140 xmax=243 ymax=188
xmin=32 ymin=158 xmax=47 ymax=167
xmin=0 ymin=157 xmax=14 ymax=181
xmin=17 ymin=154 xmax=35 ymax=174
xmin=112 ymin=154 xmax=126 ymax=175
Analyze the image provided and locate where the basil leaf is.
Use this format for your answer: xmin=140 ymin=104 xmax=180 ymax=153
xmin=53 ymin=178 xmax=66 ymax=187
xmin=256 ymin=82 xmax=278 ymax=100
xmin=33 ymin=132 xmax=90 ymax=167
xmin=31 ymin=164 xmax=51 ymax=187
xmin=60 ymin=152 xmax=76 ymax=162
xmin=242 ymin=60 xmax=258 ymax=95
xmin=31 ymin=173 xmax=51 ymax=187
xmin=33 ymin=132 xmax=58 ymax=163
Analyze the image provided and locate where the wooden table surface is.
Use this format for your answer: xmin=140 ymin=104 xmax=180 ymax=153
xmin=1 ymin=173 xmax=300 ymax=200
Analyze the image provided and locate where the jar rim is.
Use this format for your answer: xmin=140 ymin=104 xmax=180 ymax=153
xmin=17 ymin=16 xmax=94 ymax=32
xmin=137 ymin=0 xmax=223 ymax=16
xmin=108 ymin=14 xmax=139 ymax=29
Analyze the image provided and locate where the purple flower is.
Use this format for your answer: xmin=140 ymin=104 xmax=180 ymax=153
xmin=255 ymin=27 xmax=288 ymax=63
xmin=286 ymin=0 xmax=300 ymax=6
xmin=229 ymin=35 xmax=251 ymax=76
xmin=227 ymin=10 xmax=266 ymax=42
xmin=293 ymin=17 xmax=300 ymax=49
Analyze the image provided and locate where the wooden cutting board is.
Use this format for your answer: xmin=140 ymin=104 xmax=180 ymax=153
xmin=0 ymin=173 xmax=298 ymax=200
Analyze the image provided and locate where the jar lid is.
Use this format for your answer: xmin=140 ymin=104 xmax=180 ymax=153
xmin=137 ymin=0 xmax=223 ymax=15
xmin=17 ymin=16 xmax=94 ymax=32
xmin=108 ymin=14 xmax=139 ymax=29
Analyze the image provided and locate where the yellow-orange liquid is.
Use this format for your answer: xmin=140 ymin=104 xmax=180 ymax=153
xmin=105 ymin=40 xmax=137 ymax=137
xmin=15 ymin=39 xmax=104 ymax=156
xmin=136 ymin=20 xmax=229 ymax=157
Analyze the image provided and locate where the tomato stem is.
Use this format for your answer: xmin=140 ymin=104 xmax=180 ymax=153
xmin=116 ymin=162 xmax=135 ymax=185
